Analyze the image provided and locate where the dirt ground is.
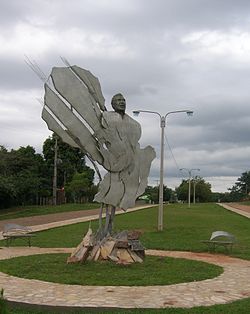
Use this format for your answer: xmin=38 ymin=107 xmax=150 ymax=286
xmin=0 ymin=208 xmax=100 ymax=232
xmin=227 ymin=203 xmax=250 ymax=213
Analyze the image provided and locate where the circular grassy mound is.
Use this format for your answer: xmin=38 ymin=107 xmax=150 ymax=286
xmin=0 ymin=253 xmax=223 ymax=286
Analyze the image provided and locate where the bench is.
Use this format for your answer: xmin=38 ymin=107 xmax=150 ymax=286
xmin=201 ymin=231 xmax=236 ymax=253
xmin=2 ymin=223 xmax=34 ymax=247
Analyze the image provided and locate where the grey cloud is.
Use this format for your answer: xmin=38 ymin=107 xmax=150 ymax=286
xmin=0 ymin=58 xmax=40 ymax=90
xmin=1 ymin=0 xmax=250 ymax=192
xmin=0 ymin=1 xmax=27 ymax=27
xmin=46 ymin=0 xmax=250 ymax=33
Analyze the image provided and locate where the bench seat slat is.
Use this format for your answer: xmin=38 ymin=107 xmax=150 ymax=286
xmin=201 ymin=231 xmax=236 ymax=253
xmin=2 ymin=224 xmax=34 ymax=247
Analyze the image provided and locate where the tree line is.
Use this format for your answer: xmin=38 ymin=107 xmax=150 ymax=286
xmin=220 ymin=171 xmax=250 ymax=202
xmin=144 ymin=177 xmax=213 ymax=204
xmin=144 ymin=173 xmax=250 ymax=204
xmin=0 ymin=134 xmax=95 ymax=209
xmin=1 ymin=133 xmax=249 ymax=209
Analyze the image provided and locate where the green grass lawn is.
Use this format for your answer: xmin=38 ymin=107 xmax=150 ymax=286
xmin=0 ymin=202 xmax=250 ymax=313
xmin=0 ymin=203 xmax=100 ymax=220
xmin=2 ymin=203 xmax=249 ymax=260
xmin=0 ymin=253 xmax=222 ymax=286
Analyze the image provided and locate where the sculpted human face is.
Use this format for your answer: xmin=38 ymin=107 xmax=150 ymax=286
xmin=112 ymin=94 xmax=126 ymax=114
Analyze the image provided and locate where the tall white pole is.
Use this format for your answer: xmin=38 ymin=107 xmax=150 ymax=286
xmin=133 ymin=109 xmax=193 ymax=231
xmin=193 ymin=178 xmax=196 ymax=204
xmin=180 ymin=168 xmax=200 ymax=208
xmin=158 ymin=116 xmax=165 ymax=231
xmin=53 ymin=137 xmax=58 ymax=206
xmin=188 ymin=170 xmax=191 ymax=208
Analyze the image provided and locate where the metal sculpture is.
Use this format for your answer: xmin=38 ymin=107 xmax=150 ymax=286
xmin=41 ymin=63 xmax=155 ymax=239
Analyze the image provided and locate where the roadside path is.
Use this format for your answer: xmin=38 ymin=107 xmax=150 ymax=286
xmin=0 ymin=205 xmax=156 ymax=240
xmin=0 ymin=208 xmax=101 ymax=231
xmin=218 ymin=203 xmax=250 ymax=218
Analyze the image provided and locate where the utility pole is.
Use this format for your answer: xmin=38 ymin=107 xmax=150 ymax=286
xmin=193 ymin=176 xmax=197 ymax=204
xmin=180 ymin=168 xmax=200 ymax=208
xmin=52 ymin=136 xmax=58 ymax=206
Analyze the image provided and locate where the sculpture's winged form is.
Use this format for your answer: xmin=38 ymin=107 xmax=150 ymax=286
xmin=42 ymin=65 xmax=155 ymax=234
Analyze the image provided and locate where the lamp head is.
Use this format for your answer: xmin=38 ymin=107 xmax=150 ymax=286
xmin=133 ymin=110 xmax=140 ymax=117
xmin=186 ymin=111 xmax=193 ymax=117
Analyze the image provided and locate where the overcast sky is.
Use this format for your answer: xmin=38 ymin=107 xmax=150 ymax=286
xmin=1 ymin=0 xmax=250 ymax=192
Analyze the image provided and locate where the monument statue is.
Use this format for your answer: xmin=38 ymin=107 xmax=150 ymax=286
xmin=41 ymin=64 xmax=155 ymax=263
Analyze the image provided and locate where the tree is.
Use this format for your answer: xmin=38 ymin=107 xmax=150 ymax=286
xmin=144 ymin=185 xmax=173 ymax=203
xmin=235 ymin=171 xmax=250 ymax=194
xmin=0 ymin=146 xmax=17 ymax=208
xmin=11 ymin=146 xmax=49 ymax=204
xmin=43 ymin=134 xmax=96 ymax=202
xmin=43 ymin=134 xmax=88 ymax=188
xmin=0 ymin=146 xmax=8 ymax=176
xmin=227 ymin=171 xmax=250 ymax=202
xmin=176 ymin=177 xmax=212 ymax=203
xmin=65 ymin=169 xmax=95 ymax=202
xmin=0 ymin=175 xmax=16 ymax=209
xmin=0 ymin=145 xmax=49 ymax=208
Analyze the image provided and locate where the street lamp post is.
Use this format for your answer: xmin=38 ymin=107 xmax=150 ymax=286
xmin=180 ymin=168 xmax=200 ymax=208
xmin=193 ymin=176 xmax=198 ymax=204
xmin=133 ymin=109 xmax=193 ymax=231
